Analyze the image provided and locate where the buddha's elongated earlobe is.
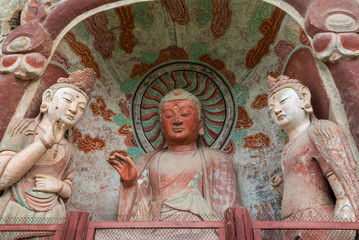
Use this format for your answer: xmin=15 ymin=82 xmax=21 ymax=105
xmin=199 ymin=119 xmax=204 ymax=136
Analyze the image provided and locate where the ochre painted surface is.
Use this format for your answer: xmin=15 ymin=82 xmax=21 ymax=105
xmin=49 ymin=1 xmax=306 ymax=222
xmin=283 ymin=47 xmax=330 ymax=120
xmin=0 ymin=1 xmax=353 ymax=229
xmin=44 ymin=1 xmax=332 ymax=224
xmin=0 ymin=74 xmax=30 ymax=138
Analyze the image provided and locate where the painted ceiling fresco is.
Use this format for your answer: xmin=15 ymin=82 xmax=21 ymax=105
xmin=48 ymin=0 xmax=310 ymax=225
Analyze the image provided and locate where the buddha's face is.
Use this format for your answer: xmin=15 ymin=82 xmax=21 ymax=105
xmin=45 ymin=87 xmax=88 ymax=129
xmin=268 ymin=88 xmax=308 ymax=131
xmin=161 ymin=99 xmax=201 ymax=147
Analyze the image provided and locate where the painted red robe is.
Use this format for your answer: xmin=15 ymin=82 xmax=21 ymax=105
xmin=281 ymin=120 xmax=359 ymax=239
xmin=117 ymin=147 xmax=240 ymax=221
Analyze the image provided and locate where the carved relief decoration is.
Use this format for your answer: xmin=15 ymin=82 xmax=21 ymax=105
xmin=114 ymin=6 xmax=136 ymax=53
xmin=251 ymin=94 xmax=268 ymax=110
xmin=210 ymin=0 xmax=232 ymax=38
xmin=132 ymin=61 xmax=236 ymax=152
xmin=299 ymin=29 xmax=311 ymax=47
xmin=51 ymin=51 xmax=71 ymax=70
xmin=245 ymin=7 xmax=285 ymax=69
xmin=235 ymin=106 xmax=253 ymax=130
xmin=312 ymin=32 xmax=359 ymax=63
xmin=243 ymin=133 xmax=271 ymax=150
xmin=83 ymin=12 xmax=116 ymax=59
xmin=160 ymin=0 xmax=190 ymax=25
xmin=90 ymin=97 xmax=116 ymax=122
xmin=117 ymin=125 xmax=132 ymax=136
xmin=63 ymin=32 xmax=101 ymax=77
xmin=71 ymin=128 xmax=106 ymax=154
xmin=274 ymin=40 xmax=295 ymax=72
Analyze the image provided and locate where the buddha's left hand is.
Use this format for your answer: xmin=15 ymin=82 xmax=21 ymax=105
xmin=33 ymin=174 xmax=64 ymax=193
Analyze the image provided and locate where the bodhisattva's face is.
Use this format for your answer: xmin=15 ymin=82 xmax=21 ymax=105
xmin=161 ymin=99 xmax=201 ymax=147
xmin=46 ymin=87 xmax=88 ymax=129
xmin=268 ymin=88 xmax=308 ymax=131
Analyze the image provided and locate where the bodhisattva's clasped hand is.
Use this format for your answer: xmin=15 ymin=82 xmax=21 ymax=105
xmin=41 ymin=119 xmax=66 ymax=148
xmin=33 ymin=174 xmax=64 ymax=193
xmin=107 ymin=153 xmax=137 ymax=187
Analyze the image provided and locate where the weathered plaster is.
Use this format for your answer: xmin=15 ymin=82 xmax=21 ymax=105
xmin=0 ymin=0 xmax=357 ymax=225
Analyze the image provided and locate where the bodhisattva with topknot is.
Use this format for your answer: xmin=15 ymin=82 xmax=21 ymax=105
xmin=268 ymin=75 xmax=359 ymax=240
xmin=0 ymin=68 xmax=96 ymax=238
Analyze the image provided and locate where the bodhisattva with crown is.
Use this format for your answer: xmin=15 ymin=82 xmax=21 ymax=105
xmin=107 ymin=89 xmax=240 ymax=222
xmin=0 ymin=68 xmax=96 ymax=227
xmin=268 ymin=75 xmax=359 ymax=239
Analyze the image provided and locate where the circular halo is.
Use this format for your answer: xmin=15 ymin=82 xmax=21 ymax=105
xmin=132 ymin=61 xmax=236 ymax=152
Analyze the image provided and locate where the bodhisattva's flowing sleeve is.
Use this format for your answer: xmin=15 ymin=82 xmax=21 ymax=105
xmin=309 ymin=120 xmax=359 ymax=218
xmin=0 ymin=119 xmax=35 ymax=177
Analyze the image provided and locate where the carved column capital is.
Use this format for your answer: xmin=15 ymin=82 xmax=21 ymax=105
xmin=304 ymin=0 xmax=359 ymax=63
xmin=312 ymin=32 xmax=359 ymax=63
xmin=0 ymin=21 xmax=52 ymax=80
xmin=305 ymin=0 xmax=359 ymax=37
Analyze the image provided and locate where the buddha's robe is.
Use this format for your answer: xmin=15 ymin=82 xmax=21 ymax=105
xmin=118 ymin=147 xmax=239 ymax=221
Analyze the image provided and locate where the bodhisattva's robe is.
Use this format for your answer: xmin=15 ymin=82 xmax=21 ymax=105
xmin=118 ymin=147 xmax=240 ymax=221
xmin=281 ymin=120 xmax=359 ymax=239
xmin=0 ymin=118 xmax=75 ymax=226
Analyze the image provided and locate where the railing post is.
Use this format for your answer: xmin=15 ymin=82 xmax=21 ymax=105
xmin=253 ymin=229 xmax=263 ymax=240
xmin=225 ymin=207 xmax=254 ymax=240
xmin=225 ymin=208 xmax=236 ymax=240
xmin=242 ymin=208 xmax=253 ymax=240
xmin=61 ymin=210 xmax=91 ymax=240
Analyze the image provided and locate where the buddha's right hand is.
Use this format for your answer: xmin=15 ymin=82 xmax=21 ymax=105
xmin=270 ymin=174 xmax=282 ymax=187
xmin=270 ymin=174 xmax=283 ymax=199
xmin=107 ymin=152 xmax=137 ymax=187
xmin=41 ymin=119 xmax=66 ymax=148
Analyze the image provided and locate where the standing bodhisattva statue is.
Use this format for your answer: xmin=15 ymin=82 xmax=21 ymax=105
xmin=108 ymin=89 xmax=240 ymax=222
xmin=0 ymin=68 xmax=96 ymax=228
xmin=268 ymin=75 xmax=359 ymax=239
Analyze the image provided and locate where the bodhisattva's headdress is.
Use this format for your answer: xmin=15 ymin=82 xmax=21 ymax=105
xmin=267 ymin=74 xmax=315 ymax=116
xmin=12 ymin=69 xmax=97 ymax=136
xmin=49 ymin=68 xmax=97 ymax=101
xmin=159 ymin=89 xmax=203 ymax=120
xmin=267 ymin=75 xmax=302 ymax=97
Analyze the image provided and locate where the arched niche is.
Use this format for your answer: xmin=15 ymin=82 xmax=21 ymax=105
xmin=0 ymin=0 xmax=355 ymax=226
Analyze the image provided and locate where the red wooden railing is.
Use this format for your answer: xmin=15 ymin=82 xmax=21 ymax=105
xmin=86 ymin=221 xmax=226 ymax=240
xmin=0 ymin=223 xmax=64 ymax=239
xmin=251 ymin=221 xmax=359 ymax=240
xmin=0 ymin=208 xmax=359 ymax=240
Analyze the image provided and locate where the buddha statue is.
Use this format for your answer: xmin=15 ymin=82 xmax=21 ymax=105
xmin=108 ymin=89 xmax=240 ymax=222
